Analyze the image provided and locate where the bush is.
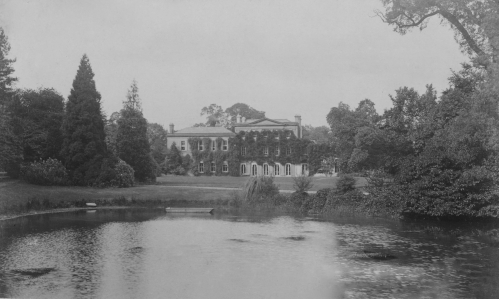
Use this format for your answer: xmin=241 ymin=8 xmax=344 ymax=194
xmin=292 ymin=175 xmax=314 ymax=193
xmin=20 ymin=158 xmax=69 ymax=185
xmin=243 ymin=175 xmax=280 ymax=202
xmin=172 ymin=166 xmax=187 ymax=175
xmin=94 ymin=158 xmax=135 ymax=188
xmin=337 ymin=174 xmax=356 ymax=193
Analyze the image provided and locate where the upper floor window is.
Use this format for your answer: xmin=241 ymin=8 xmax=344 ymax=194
xmin=274 ymin=146 xmax=280 ymax=156
xmin=211 ymin=140 xmax=216 ymax=151
xmin=198 ymin=141 xmax=204 ymax=151
xmin=181 ymin=141 xmax=186 ymax=151
xmin=286 ymin=147 xmax=292 ymax=155
xmin=286 ymin=132 xmax=292 ymax=139
xmin=222 ymin=140 xmax=228 ymax=151
xmin=222 ymin=161 xmax=228 ymax=173
xmin=263 ymin=146 xmax=269 ymax=156
xmin=241 ymin=146 xmax=247 ymax=156
xmin=211 ymin=162 xmax=216 ymax=172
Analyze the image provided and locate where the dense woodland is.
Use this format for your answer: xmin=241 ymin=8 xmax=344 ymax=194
xmin=0 ymin=0 xmax=497 ymax=218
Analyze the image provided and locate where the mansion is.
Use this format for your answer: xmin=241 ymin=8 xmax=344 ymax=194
xmin=167 ymin=115 xmax=311 ymax=177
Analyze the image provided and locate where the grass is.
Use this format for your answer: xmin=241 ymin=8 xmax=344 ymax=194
xmin=0 ymin=174 xmax=368 ymax=218
xmin=156 ymin=175 xmax=367 ymax=191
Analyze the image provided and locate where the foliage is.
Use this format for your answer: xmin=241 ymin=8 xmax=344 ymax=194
xmin=337 ymin=174 xmax=356 ymax=193
xmin=60 ymin=55 xmax=109 ymax=186
xmin=93 ymin=156 xmax=135 ymax=188
xmin=225 ymin=103 xmax=266 ymax=122
xmin=0 ymin=27 xmax=19 ymax=175
xmin=188 ymin=137 xmax=232 ymax=176
xmin=20 ymin=158 xmax=69 ymax=186
xmin=200 ymin=104 xmax=232 ymax=128
xmin=116 ymin=81 xmax=156 ymax=182
xmin=292 ymin=175 xmax=314 ymax=193
xmin=376 ymin=0 xmax=498 ymax=65
xmin=302 ymin=125 xmax=331 ymax=144
xmin=242 ymin=175 xmax=279 ymax=202
xmin=104 ymin=112 xmax=120 ymax=156
xmin=148 ymin=122 xmax=168 ymax=166
xmin=165 ymin=142 xmax=183 ymax=174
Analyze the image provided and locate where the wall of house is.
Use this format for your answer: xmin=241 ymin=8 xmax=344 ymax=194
xmin=234 ymin=125 xmax=299 ymax=138
xmin=239 ymin=161 xmax=309 ymax=177
xmin=167 ymin=136 xmax=231 ymax=156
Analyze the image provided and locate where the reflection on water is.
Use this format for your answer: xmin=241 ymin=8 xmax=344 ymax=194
xmin=0 ymin=210 xmax=497 ymax=299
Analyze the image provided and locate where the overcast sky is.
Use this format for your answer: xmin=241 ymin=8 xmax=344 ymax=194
xmin=1 ymin=0 xmax=467 ymax=129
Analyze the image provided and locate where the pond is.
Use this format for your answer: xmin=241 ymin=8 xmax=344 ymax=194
xmin=0 ymin=210 xmax=497 ymax=299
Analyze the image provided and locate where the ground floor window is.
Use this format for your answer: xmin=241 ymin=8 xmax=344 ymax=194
xmin=199 ymin=162 xmax=204 ymax=173
xmin=274 ymin=164 xmax=280 ymax=176
xmin=241 ymin=164 xmax=246 ymax=175
xmin=301 ymin=163 xmax=308 ymax=175
xmin=211 ymin=162 xmax=216 ymax=172
xmin=285 ymin=163 xmax=291 ymax=176
xmin=222 ymin=161 xmax=228 ymax=172
xmin=263 ymin=164 xmax=269 ymax=176
xmin=251 ymin=164 xmax=258 ymax=176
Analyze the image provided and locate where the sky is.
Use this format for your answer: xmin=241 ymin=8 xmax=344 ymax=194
xmin=1 ymin=0 xmax=468 ymax=129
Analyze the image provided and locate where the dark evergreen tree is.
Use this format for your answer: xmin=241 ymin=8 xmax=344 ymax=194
xmin=116 ymin=80 xmax=156 ymax=182
xmin=60 ymin=55 xmax=108 ymax=185
xmin=166 ymin=142 xmax=183 ymax=174
xmin=0 ymin=27 xmax=20 ymax=175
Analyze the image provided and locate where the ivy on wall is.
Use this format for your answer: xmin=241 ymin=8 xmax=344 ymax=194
xmin=183 ymin=130 xmax=335 ymax=176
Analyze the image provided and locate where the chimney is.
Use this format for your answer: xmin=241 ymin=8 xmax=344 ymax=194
xmin=294 ymin=115 xmax=302 ymax=138
xmin=169 ymin=123 xmax=174 ymax=134
xmin=236 ymin=114 xmax=242 ymax=123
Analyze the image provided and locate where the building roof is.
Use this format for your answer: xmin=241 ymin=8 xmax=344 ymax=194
xmin=234 ymin=118 xmax=298 ymax=127
xmin=170 ymin=126 xmax=236 ymax=137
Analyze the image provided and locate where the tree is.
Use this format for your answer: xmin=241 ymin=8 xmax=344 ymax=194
xmin=60 ymin=55 xmax=109 ymax=185
xmin=116 ymin=80 xmax=156 ymax=182
xmin=165 ymin=142 xmax=183 ymax=174
xmin=302 ymin=125 xmax=332 ymax=144
xmin=9 ymin=88 xmax=65 ymax=162
xmin=225 ymin=103 xmax=266 ymax=121
xmin=376 ymin=0 xmax=498 ymax=65
xmin=148 ymin=122 xmax=168 ymax=166
xmin=0 ymin=27 xmax=19 ymax=174
xmin=200 ymin=104 xmax=230 ymax=127
xmin=104 ymin=111 xmax=121 ymax=156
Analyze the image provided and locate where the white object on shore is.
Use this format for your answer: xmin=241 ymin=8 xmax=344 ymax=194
xmin=86 ymin=203 xmax=97 ymax=207
xmin=166 ymin=207 xmax=213 ymax=213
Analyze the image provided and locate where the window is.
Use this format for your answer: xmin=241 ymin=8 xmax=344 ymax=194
xmin=241 ymin=146 xmax=247 ymax=156
xmin=274 ymin=164 xmax=280 ymax=176
xmin=211 ymin=140 xmax=216 ymax=151
xmin=286 ymin=147 xmax=291 ymax=155
xmin=181 ymin=141 xmax=186 ymax=151
xmin=199 ymin=162 xmax=204 ymax=173
xmin=263 ymin=146 xmax=269 ymax=156
xmin=301 ymin=164 xmax=308 ymax=175
xmin=211 ymin=162 xmax=216 ymax=172
xmin=286 ymin=132 xmax=292 ymax=139
xmin=222 ymin=161 xmax=228 ymax=173
xmin=240 ymin=164 xmax=246 ymax=175
xmin=251 ymin=164 xmax=258 ymax=176
xmin=263 ymin=164 xmax=269 ymax=176
xmin=285 ymin=164 xmax=291 ymax=176
xmin=222 ymin=140 xmax=228 ymax=151
xmin=198 ymin=141 xmax=204 ymax=151
xmin=274 ymin=146 xmax=280 ymax=156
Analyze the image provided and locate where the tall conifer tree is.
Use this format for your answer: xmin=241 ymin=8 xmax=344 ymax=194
xmin=116 ymin=80 xmax=156 ymax=182
xmin=60 ymin=55 xmax=108 ymax=185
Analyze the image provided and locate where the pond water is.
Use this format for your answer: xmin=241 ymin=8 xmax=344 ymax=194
xmin=0 ymin=210 xmax=497 ymax=299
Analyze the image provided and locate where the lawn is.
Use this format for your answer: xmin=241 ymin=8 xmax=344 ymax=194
xmin=0 ymin=175 xmax=367 ymax=216
xmin=156 ymin=175 xmax=367 ymax=191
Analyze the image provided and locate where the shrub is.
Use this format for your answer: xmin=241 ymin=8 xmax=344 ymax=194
xmin=292 ymin=175 xmax=314 ymax=193
xmin=336 ymin=174 xmax=356 ymax=193
xmin=172 ymin=166 xmax=187 ymax=175
xmin=243 ymin=175 xmax=279 ymax=202
xmin=309 ymin=188 xmax=334 ymax=212
xmin=94 ymin=158 xmax=135 ymax=188
xmin=20 ymin=158 xmax=69 ymax=185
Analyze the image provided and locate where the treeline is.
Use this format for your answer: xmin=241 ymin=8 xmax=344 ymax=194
xmin=0 ymin=29 xmax=167 ymax=187
xmin=325 ymin=0 xmax=499 ymax=218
